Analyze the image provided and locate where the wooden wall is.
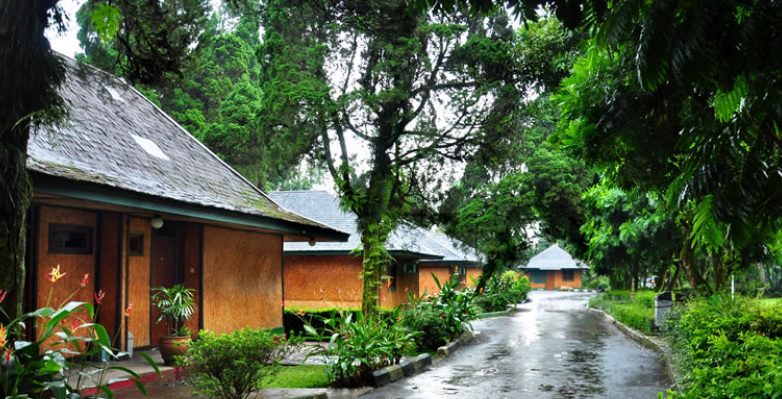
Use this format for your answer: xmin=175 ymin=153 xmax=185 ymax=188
xmin=127 ymin=217 xmax=152 ymax=347
xmin=465 ymin=268 xmax=481 ymax=288
xmin=379 ymin=260 xmax=418 ymax=309
xmin=417 ymin=265 xmax=453 ymax=297
xmin=181 ymin=223 xmax=201 ymax=336
xmin=97 ymin=212 xmax=122 ymax=344
xmin=283 ymin=255 xmax=363 ymax=310
xmin=35 ymin=206 xmax=96 ymax=342
xmin=202 ymin=226 xmax=282 ymax=333
xmin=526 ymin=270 xmax=583 ymax=290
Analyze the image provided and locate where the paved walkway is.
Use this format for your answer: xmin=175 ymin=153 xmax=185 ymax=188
xmin=360 ymin=291 xmax=671 ymax=399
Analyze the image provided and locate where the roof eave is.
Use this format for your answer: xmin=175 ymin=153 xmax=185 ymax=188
xmin=33 ymin=173 xmax=349 ymax=241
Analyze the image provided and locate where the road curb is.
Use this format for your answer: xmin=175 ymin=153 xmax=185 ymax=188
xmin=370 ymin=353 xmax=433 ymax=387
xmin=589 ymin=307 xmax=678 ymax=385
xmin=436 ymin=330 xmax=475 ymax=358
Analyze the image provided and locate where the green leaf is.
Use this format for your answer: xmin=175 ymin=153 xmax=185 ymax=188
xmin=712 ymin=76 xmax=748 ymax=123
xmin=91 ymin=3 xmax=122 ymax=42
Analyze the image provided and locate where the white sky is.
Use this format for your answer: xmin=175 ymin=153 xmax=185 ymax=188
xmin=47 ymin=0 xmax=84 ymax=56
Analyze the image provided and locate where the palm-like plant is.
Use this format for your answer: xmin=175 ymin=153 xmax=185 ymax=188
xmin=151 ymin=284 xmax=195 ymax=337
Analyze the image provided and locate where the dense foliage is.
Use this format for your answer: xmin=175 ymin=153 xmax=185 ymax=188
xmin=304 ymin=311 xmax=417 ymax=387
xmin=180 ymin=328 xmax=297 ymax=399
xmin=589 ymin=290 xmax=656 ymax=335
xmin=401 ymin=274 xmax=476 ymax=351
xmin=1 ymin=268 xmax=156 ymax=397
xmin=664 ymin=296 xmax=782 ymax=398
xmin=474 ymin=270 xmax=531 ymax=312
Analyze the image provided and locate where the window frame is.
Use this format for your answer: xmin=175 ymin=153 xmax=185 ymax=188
xmin=562 ymin=269 xmax=575 ymax=282
xmin=48 ymin=224 xmax=93 ymax=255
xmin=128 ymin=232 xmax=145 ymax=256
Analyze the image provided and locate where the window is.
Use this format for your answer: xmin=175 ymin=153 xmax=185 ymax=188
xmin=562 ymin=270 xmax=575 ymax=282
xmin=531 ymin=270 xmax=546 ymax=284
xmin=48 ymin=224 xmax=92 ymax=254
xmin=403 ymin=263 xmax=417 ymax=274
xmin=458 ymin=266 xmax=467 ymax=276
xmin=128 ymin=233 xmax=144 ymax=256
xmin=386 ymin=264 xmax=397 ymax=292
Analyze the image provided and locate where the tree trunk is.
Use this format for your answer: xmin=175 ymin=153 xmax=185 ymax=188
xmin=1 ymin=0 xmax=64 ymax=319
xmin=0 ymin=143 xmax=30 ymax=320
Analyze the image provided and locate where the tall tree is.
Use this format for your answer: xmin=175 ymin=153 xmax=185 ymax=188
xmin=76 ymin=0 xmax=210 ymax=85
xmin=440 ymin=16 xmax=588 ymax=288
xmin=262 ymin=0 xmax=525 ymax=314
xmin=0 ymin=0 xmax=66 ymax=318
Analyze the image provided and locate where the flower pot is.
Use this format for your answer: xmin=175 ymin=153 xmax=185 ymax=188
xmin=159 ymin=336 xmax=191 ymax=366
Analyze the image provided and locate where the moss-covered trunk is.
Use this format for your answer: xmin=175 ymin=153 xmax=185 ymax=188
xmin=1 ymin=0 xmax=65 ymax=319
xmin=0 ymin=136 xmax=31 ymax=320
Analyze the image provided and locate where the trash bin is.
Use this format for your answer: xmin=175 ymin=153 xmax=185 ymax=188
xmin=654 ymin=291 xmax=673 ymax=329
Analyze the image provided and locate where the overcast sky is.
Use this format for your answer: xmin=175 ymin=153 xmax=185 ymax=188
xmin=47 ymin=0 xmax=84 ymax=56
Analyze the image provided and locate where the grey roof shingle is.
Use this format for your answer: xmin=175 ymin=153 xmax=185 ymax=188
xmin=518 ymin=244 xmax=588 ymax=271
xmin=269 ymin=190 xmax=482 ymax=264
xmin=27 ymin=56 xmax=343 ymax=237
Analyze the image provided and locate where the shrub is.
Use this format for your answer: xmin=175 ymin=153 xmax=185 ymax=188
xmin=180 ymin=328 xmax=296 ymax=399
xmin=475 ymin=271 xmax=531 ymax=312
xmin=589 ymin=290 xmax=656 ymax=334
xmin=1 ymin=266 xmax=156 ymax=398
xmin=663 ymin=295 xmax=782 ymax=398
xmin=586 ymin=275 xmax=611 ymax=291
xmin=304 ymin=311 xmax=417 ymax=387
xmin=401 ymin=276 xmax=475 ymax=351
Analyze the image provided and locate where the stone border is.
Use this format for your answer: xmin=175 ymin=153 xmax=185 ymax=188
xmin=589 ymin=308 xmax=677 ymax=385
xmin=436 ymin=330 xmax=476 ymax=358
xmin=370 ymin=353 xmax=432 ymax=387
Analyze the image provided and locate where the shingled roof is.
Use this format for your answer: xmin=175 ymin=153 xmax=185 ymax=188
xmin=419 ymin=230 xmax=483 ymax=266
xmin=518 ymin=244 xmax=587 ymax=271
xmin=269 ymin=190 xmax=480 ymax=262
xmin=27 ymin=56 xmax=346 ymax=240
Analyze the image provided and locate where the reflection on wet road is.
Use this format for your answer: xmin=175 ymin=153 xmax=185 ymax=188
xmin=361 ymin=291 xmax=671 ymax=399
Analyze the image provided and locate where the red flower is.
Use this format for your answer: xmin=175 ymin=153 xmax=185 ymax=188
xmin=3 ymin=348 xmax=11 ymax=364
xmin=124 ymin=303 xmax=133 ymax=317
xmin=80 ymin=273 xmax=90 ymax=288
xmin=0 ymin=324 xmax=7 ymax=348
xmin=0 ymin=289 xmax=7 ymax=304
xmin=94 ymin=289 xmax=106 ymax=305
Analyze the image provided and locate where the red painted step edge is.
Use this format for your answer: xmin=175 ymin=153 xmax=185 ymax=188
xmin=79 ymin=366 xmax=185 ymax=396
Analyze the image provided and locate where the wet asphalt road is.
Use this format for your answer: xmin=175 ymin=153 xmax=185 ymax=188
xmin=361 ymin=290 xmax=671 ymax=399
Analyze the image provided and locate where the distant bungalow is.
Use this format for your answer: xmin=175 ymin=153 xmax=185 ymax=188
xmin=269 ymin=190 xmax=482 ymax=310
xmin=518 ymin=244 xmax=588 ymax=290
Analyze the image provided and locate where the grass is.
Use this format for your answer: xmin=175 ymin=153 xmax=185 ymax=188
xmin=761 ymin=297 xmax=782 ymax=307
xmin=260 ymin=365 xmax=331 ymax=389
xmin=589 ymin=290 xmax=657 ymax=335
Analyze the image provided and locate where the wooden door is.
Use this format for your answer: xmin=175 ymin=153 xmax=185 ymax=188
xmin=545 ymin=271 xmax=555 ymax=290
xmin=151 ymin=224 xmax=182 ymax=344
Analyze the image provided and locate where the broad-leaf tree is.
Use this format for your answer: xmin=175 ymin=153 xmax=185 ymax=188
xmin=261 ymin=0 xmax=525 ymax=314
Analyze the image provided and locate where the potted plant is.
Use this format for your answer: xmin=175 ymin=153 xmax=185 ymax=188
xmin=151 ymin=284 xmax=195 ymax=365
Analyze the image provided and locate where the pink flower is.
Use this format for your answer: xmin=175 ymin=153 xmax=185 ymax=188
xmin=0 ymin=289 xmax=7 ymax=304
xmin=94 ymin=290 xmax=106 ymax=305
xmin=80 ymin=273 xmax=89 ymax=288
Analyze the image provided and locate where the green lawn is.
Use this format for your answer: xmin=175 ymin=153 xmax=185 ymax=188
xmin=761 ymin=297 xmax=782 ymax=307
xmin=589 ymin=290 xmax=656 ymax=335
xmin=260 ymin=365 xmax=331 ymax=389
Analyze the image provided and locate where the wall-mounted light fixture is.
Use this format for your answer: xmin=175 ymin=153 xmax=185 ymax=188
xmin=150 ymin=216 xmax=164 ymax=230
xmin=308 ymin=237 xmax=317 ymax=247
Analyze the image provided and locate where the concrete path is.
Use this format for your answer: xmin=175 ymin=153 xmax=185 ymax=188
xmin=360 ymin=290 xmax=671 ymax=399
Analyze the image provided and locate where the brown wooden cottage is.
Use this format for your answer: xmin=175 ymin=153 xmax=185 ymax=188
xmin=268 ymin=191 xmax=482 ymax=310
xmin=23 ymin=57 xmax=347 ymax=351
xmin=518 ymin=244 xmax=588 ymax=290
